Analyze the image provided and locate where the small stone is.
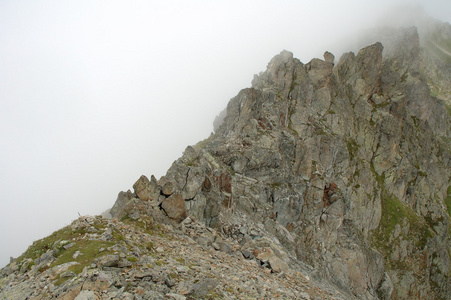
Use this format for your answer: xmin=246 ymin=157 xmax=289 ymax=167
xmin=268 ymin=256 xmax=289 ymax=273
xmin=239 ymin=226 xmax=248 ymax=235
xmin=250 ymin=229 xmax=259 ymax=236
xmin=118 ymin=259 xmax=132 ymax=268
xmin=74 ymin=290 xmax=96 ymax=300
xmin=60 ymin=271 xmax=77 ymax=278
xmin=219 ymin=242 xmax=232 ymax=253
xmin=176 ymin=266 xmax=189 ymax=273
xmin=165 ymin=277 xmax=175 ymax=288
xmin=241 ymin=250 xmax=254 ymax=259
xmin=191 ymin=278 xmax=219 ymax=297
xmin=133 ymin=269 xmax=156 ymax=279
xmin=182 ymin=217 xmax=192 ymax=225
xmin=94 ymin=254 xmax=120 ymax=267
xmin=212 ymin=242 xmax=221 ymax=250
xmin=256 ymin=248 xmax=273 ymax=262
xmin=299 ymin=291 xmax=310 ymax=300
xmin=165 ymin=294 xmax=186 ymax=300
xmin=73 ymin=251 xmax=82 ymax=259
xmin=63 ymin=242 xmax=75 ymax=250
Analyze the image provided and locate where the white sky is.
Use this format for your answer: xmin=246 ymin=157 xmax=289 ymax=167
xmin=1 ymin=0 xmax=450 ymax=267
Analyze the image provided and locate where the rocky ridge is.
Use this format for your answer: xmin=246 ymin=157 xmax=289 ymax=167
xmin=1 ymin=215 xmax=345 ymax=299
xmin=2 ymin=22 xmax=451 ymax=300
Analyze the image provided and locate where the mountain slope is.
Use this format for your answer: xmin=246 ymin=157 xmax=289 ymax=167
xmin=1 ymin=24 xmax=451 ymax=300
xmin=1 ymin=215 xmax=344 ymax=299
xmin=117 ymin=26 xmax=448 ymax=299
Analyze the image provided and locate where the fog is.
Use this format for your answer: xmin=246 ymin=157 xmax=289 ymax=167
xmin=1 ymin=0 xmax=450 ymax=267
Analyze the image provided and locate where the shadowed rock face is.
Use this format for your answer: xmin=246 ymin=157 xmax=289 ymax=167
xmin=110 ymin=26 xmax=451 ymax=299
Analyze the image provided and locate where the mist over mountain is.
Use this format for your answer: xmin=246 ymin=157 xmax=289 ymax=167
xmin=2 ymin=8 xmax=451 ymax=299
xmin=2 ymin=1 xmax=451 ymax=271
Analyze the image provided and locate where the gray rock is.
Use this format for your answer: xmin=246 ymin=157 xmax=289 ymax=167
xmin=161 ymin=181 xmax=175 ymax=196
xmin=268 ymin=256 xmax=289 ymax=273
xmin=323 ymin=51 xmax=335 ymax=64
xmin=35 ymin=250 xmax=56 ymax=265
xmin=241 ymin=250 xmax=254 ymax=260
xmin=94 ymin=254 xmax=119 ymax=268
xmin=377 ymin=272 xmax=394 ymax=300
xmin=161 ymin=193 xmax=187 ymax=223
xmin=165 ymin=294 xmax=186 ymax=300
xmin=74 ymin=290 xmax=96 ymax=300
xmin=63 ymin=242 xmax=75 ymax=250
xmin=191 ymin=278 xmax=219 ymax=297
xmin=60 ymin=271 xmax=77 ymax=278
xmin=110 ymin=190 xmax=134 ymax=219
xmin=133 ymin=175 xmax=160 ymax=202
xmin=73 ymin=250 xmax=82 ymax=259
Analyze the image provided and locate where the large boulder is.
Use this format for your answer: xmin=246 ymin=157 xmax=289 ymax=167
xmin=161 ymin=193 xmax=187 ymax=223
xmin=133 ymin=175 xmax=160 ymax=202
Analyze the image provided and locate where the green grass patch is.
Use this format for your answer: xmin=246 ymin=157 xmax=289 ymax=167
xmin=370 ymin=163 xmax=385 ymax=185
xmin=13 ymin=217 xmax=121 ymax=286
xmin=53 ymin=239 xmax=114 ymax=270
xmin=418 ymin=170 xmax=428 ymax=177
xmin=127 ymin=256 xmax=138 ymax=263
xmin=53 ymin=240 xmax=115 ymax=285
xmin=175 ymin=256 xmax=185 ymax=264
xmin=155 ymin=259 xmax=166 ymax=266
xmin=374 ymin=101 xmax=391 ymax=109
xmin=15 ymin=225 xmax=86 ymax=264
xmin=270 ymin=182 xmax=282 ymax=190
xmin=445 ymin=104 xmax=451 ymax=118
xmin=410 ymin=115 xmax=421 ymax=128
xmin=445 ymin=185 xmax=451 ymax=217
xmin=346 ymin=138 xmax=360 ymax=161
xmin=371 ymin=191 xmax=434 ymax=270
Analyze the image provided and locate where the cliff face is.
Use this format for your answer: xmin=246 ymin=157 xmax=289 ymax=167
xmin=111 ymin=27 xmax=450 ymax=299
xmin=2 ymin=24 xmax=450 ymax=300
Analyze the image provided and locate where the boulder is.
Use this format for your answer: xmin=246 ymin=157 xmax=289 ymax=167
xmin=268 ymin=256 xmax=289 ymax=273
xmin=161 ymin=193 xmax=187 ymax=223
xmin=110 ymin=190 xmax=134 ymax=219
xmin=323 ymin=51 xmax=335 ymax=64
xmin=161 ymin=181 xmax=175 ymax=196
xmin=94 ymin=254 xmax=119 ymax=268
xmin=133 ymin=175 xmax=159 ymax=201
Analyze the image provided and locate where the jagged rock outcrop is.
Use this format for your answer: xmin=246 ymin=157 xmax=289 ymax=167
xmin=109 ymin=26 xmax=450 ymax=299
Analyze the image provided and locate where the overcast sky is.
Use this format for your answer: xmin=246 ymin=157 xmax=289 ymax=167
xmin=1 ymin=0 xmax=450 ymax=268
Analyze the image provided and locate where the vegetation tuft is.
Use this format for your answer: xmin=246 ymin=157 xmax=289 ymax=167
xmin=445 ymin=185 xmax=451 ymax=217
xmin=371 ymin=190 xmax=434 ymax=270
xmin=346 ymin=138 xmax=360 ymax=161
xmin=16 ymin=225 xmax=88 ymax=265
